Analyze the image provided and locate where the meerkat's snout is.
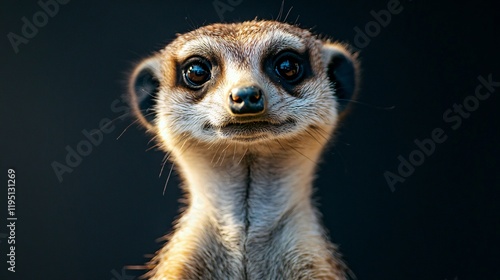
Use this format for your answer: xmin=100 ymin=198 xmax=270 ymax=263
xmin=228 ymin=85 xmax=266 ymax=116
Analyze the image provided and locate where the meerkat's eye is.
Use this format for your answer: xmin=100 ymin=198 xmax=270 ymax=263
xmin=183 ymin=58 xmax=211 ymax=88
xmin=274 ymin=52 xmax=304 ymax=83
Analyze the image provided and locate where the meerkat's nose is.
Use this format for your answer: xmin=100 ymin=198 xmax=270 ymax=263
xmin=228 ymin=86 xmax=266 ymax=115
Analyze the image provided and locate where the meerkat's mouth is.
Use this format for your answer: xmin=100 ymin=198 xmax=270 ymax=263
xmin=205 ymin=119 xmax=296 ymax=141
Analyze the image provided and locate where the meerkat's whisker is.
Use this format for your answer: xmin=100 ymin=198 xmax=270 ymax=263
xmin=237 ymin=147 xmax=248 ymax=166
xmin=162 ymin=162 xmax=175 ymax=196
xmin=233 ymin=143 xmax=237 ymax=161
xmin=90 ymin=112 xmax=131 ymax=136
xmin=284 ymin=6 xmax=293 ymax=22
xmin=116 ymin=116 xmax=144 ymax=140
xmin=211 ymin=141 xmax=224 ymax=164
xmin=145 ymin=143 xmax=162 ymax=152
xmin=158 ymin=153 xmax=169 ymax=178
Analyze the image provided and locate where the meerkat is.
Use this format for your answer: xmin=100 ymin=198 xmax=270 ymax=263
xmin=128 ymin=20 xmax=359 ymax=280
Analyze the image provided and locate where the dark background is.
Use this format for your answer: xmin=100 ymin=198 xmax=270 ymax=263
xmin=1 ymin=0 xmax=499 ymax=279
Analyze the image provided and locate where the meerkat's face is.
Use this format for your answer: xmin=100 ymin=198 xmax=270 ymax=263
xmin=129 ymin=21 xmax=358 ymax=151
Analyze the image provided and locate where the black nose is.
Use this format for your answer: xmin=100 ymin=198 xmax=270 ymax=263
xmin=228 ymin=86 xmax=265 ymax=115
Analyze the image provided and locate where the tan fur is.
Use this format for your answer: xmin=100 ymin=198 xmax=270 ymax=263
xmin=129 ymin=20 xmax=359 ymax=280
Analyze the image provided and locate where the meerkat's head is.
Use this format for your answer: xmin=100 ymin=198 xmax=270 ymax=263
xmin=129 ymin=20 xmax=358 ymax=153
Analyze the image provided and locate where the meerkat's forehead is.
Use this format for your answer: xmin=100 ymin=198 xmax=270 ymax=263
xmin=163 ymin=21 xmax=319 ymax=62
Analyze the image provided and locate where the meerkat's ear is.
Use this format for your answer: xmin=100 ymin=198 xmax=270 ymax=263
xmin=321 ymin=42 xmax=359 ymax=112
xmin=128 ymin=56 xmax=162 ymax=131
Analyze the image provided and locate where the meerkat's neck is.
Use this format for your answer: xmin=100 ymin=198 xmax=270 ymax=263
xmin=151 ymin=140 xmax=346 ymax=279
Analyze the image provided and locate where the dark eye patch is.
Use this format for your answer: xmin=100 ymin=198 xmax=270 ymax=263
xmin=274 ymin=52 xmax=304 ymax=83
xmin=262 ymin=49 xmax=312 ymax=97
xmin=182 ymin=57 xmax=212 ymax=89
